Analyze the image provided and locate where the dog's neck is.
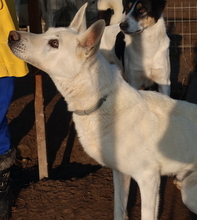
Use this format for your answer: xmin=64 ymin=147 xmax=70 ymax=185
xmin=73 ymin=94 xmax=108 ymax=115
xmin=49 ymin=53 xmax=123 ymax=113
xmin=129 ymin=16 xmax=167 ymax=42
xmin=146 ymin=15 xmax=167 ymax=38
xmin=125 ymin=16 xmax=169 ymax=57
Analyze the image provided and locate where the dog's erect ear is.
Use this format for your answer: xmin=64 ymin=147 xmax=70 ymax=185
xmin=152 ymin=0 xmax=167 ymax=21
xmin=69 ymin=3 xmax=88 ymax=33
xmin=77 ymin=20 xmax=105 ymax=57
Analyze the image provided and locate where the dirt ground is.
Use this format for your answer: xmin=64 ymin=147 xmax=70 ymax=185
xmin=6 ymin=41 xmax=197 ymax=220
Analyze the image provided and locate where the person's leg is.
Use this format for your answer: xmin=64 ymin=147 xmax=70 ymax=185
xmin=0 ymin=77 xmax=16 ymax=220
xmin=0 ymin=77 xmax=15 ymax=155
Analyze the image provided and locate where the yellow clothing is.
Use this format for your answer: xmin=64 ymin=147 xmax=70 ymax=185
xmin=0 ymin=0 xmax=28 ymax=77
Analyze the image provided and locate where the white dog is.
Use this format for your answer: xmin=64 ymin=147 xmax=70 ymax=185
xmin=100 ymin=0 xmax=171 ymax=96
xmin=8 ymin=3 xmax=197 ymax=220
xmin=97 ymin=0 xmax=125 ymax=25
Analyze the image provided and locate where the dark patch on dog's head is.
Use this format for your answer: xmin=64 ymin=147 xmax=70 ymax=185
xmin=98 ymin=8 xmax=114 ymax=26
xmin=122 ymin=0 xmax=133 ymax=14
xmin=115 ymin=31 xmax=125 ymax=67
xmin=122 ymin=0 xmax=166 ymax=22
xmin=149 ymin=0 xmax=166 ymax=21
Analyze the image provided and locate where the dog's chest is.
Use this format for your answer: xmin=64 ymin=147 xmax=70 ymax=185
xmin=73 ymin=111 xmax=157 ymax=173
xmin=73 ymin=115 xmax=118 ymax=166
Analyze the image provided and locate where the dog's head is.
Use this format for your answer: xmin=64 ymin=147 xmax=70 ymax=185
xmin=8 ymin=3 xmax=105 ymax=79
xmin=120 ymin=0 xmax=166 ymax=34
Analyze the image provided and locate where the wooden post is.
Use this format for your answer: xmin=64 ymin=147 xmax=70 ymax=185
xmin=28 ymin=0 xmax=48 ymax=179
xmin=34 ymin=73 xmax=48 ymax=179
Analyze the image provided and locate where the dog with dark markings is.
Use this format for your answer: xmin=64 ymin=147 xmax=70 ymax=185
xmin=8 ymin=3 xmax=197 ymax=220
xmin=100 ymin=0 xmax=171 ymax=96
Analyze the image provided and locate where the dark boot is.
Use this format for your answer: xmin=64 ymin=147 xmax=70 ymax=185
xmin=0 ymin=148 xmax=16 ymax=220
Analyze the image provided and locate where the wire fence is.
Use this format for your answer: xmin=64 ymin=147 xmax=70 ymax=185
xmin=16 ymin=1 xmax=197 ymax=58
xmin=16 ymin=0 xmax=197 ymax=81
xmin=164 ymin=0 xmax=197 ymax=56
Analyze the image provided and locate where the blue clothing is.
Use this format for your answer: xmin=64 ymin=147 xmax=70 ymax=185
xmin=0 ymin=77 xmax=14 ymax=155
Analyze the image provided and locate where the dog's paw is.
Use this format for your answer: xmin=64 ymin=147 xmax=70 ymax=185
xmin=173 ymin=178 xmax=181 ymax=190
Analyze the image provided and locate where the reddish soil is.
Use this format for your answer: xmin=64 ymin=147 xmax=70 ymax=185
xmin=6 ymin=50 xmax=197 ymax=219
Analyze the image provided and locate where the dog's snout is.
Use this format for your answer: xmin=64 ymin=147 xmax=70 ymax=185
xmin=8 ymin=31 xmax=20 ymax=43
xmin=120 ymin=22 xmax=128 ymax=31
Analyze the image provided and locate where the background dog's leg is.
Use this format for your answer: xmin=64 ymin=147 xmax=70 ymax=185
xmin=136 ymin=171 xmax=160 ymax=220
xmin=113 ymin=170 xmax=130 ymax=220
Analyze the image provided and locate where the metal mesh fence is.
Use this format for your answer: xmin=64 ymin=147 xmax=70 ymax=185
xmin=164 ymin=0 xmax=197 ymax=56
xmin=16 ymin=0 xmax=197 ymax=86
xmin=16 ymin=0 xmax=197 ymax=58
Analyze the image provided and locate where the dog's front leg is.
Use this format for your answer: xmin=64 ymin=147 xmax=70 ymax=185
xmin=136 ymin=171 xmax=160 ymax=220
xmin=113 ymin=170 xmax=130 ymax=220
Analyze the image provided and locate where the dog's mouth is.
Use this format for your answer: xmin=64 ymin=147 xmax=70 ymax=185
xmin=122 ymin=29 xmax=143 ymax=35
xmin=119 ymin=22 xmax=145 ymax=35
xmin=120 ymin=24 xmax=148 ymax=35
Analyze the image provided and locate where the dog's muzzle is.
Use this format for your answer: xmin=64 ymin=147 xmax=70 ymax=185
xmin=119 ymin=22 xmax=143 ymax=35
xmin=8 ymin=31 xmax=20 ymax=46
xmin=119 ymin=22 xmax=129 ymax=32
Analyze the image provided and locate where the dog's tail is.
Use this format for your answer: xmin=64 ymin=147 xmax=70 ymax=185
xmin=97 ymin=0 xmax=124 ymax=25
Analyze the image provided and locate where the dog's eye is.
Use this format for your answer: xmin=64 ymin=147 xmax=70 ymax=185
xmin=49 ymin=39 xmax=59 ymax=48
xmin=139 ymin=8 xmax=147 ymax=14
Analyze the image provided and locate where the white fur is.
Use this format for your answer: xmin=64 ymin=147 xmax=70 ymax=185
xmin=100 ymin=6 xmax=171 ymax=96
xmin=97 ymin=0 xmax=125 ymax=25
xmin=180 ymin=171 xmax=197 ymax=214
xmin=8 ymin=4 xmax=197 ymax=220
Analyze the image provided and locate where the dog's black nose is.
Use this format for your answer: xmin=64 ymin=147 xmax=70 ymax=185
xmin=120 ymin=22 xmax=128 ymax=31
xmin=8 ymin=31 xmax=20 ymax=43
